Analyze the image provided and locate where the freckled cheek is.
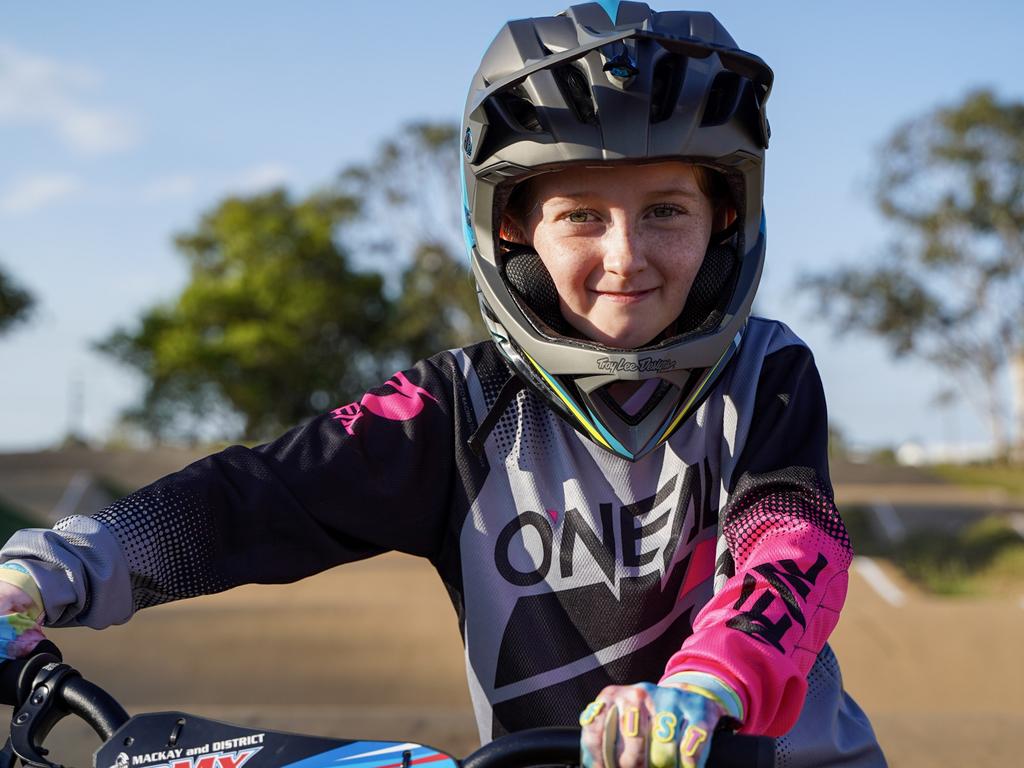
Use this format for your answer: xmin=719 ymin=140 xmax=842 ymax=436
xmin=660 ymin=243 xmax=707 ymax=290
xmin=536 ymin=245 xmax=600 ymax=310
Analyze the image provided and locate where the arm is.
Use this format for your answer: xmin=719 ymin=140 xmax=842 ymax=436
xmin=660 ymin=344 xmax=851 ymax=736
xmin=0 ymin=356 xmax=464 ymax=629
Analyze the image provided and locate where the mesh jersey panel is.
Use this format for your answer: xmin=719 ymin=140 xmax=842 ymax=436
xmin=723 ymin=467 xmax=851 ymax=570
xmin=91 ymin=481 xmax=229 ymax=611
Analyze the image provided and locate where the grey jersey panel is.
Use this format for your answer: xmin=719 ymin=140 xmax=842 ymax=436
xmin=454 ymin=318 xmax=883 ymax=763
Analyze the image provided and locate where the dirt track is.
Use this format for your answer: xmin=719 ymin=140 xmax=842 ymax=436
xmin=3 ymin=552 xmax=1021 ymax=768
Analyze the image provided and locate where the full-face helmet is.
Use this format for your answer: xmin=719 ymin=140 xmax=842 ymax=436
xmin=462 ymin=1 xmax=773 ymax=461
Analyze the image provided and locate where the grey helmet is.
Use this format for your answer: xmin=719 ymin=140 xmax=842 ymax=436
xmin=461 ymin=1 xmax=772 ymax=461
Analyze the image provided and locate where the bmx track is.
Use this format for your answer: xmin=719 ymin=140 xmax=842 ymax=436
xmin=2 ymin=551 xmax=1020 ymax=768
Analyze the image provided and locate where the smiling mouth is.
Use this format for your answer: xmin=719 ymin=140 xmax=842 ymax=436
xmin=592 ymin=288 xmax=657 ymax=303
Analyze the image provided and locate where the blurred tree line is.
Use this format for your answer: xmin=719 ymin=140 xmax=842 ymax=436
xmin=4 ymin=91 xmax=1023 ymax=457
xmin=98 ymin=123 xmax=485 ymax=443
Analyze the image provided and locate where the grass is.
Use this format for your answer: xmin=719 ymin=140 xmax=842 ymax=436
xmin=929 ymin=462 xmax=1024 ymax=501
xmin=841 ymin=505 xmax=1024 ymax=596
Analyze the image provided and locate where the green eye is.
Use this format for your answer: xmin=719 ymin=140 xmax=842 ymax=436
xmin=568 ymin=210 xmax=591 ymax=223
xmin=652 ymin=205 xmax=680 ymax=218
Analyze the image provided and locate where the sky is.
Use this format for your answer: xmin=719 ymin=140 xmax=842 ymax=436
xmin=1 ymin=0 xmax=1022 ymax=453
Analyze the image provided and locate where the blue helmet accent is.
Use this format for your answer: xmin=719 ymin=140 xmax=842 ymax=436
xmin=460 ymin=166 xmax=477 ymax=253
xmin=595 ymin=0 xmax=622 ymax=24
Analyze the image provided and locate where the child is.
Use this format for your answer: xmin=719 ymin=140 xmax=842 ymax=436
xmin=0 ymin=3 xmax=885 ymax=767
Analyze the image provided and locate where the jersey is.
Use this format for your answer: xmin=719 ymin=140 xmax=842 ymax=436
xmin=0 ymin=317 xmax=885 ymax=767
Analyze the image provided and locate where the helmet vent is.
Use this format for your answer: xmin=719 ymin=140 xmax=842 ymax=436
xmin=552 ymin=65 xmax=598 ymax=125
xmin=700 ymin=71 xmax=741 ymax=127
xmin=497 ymin=86 xmax=544 ymax=133
xmin=650 ymin=54 xmax=687 ymax=124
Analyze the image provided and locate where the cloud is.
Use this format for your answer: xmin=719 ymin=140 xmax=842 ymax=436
xmin=142 ymin=174 xmax=199 ymax=202
xmin=0 ymin=174 xmax=82 ymax=215
xmin=0 ymin=42 xmax=140 ymax=155
xmin=227 ymin=164 xmax=291 ymax=194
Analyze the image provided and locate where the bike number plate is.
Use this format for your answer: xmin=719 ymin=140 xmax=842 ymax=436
xmin=93 ymin=712 xmax=459 ymax=768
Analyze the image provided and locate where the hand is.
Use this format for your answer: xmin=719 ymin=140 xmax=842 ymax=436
xmin=0 ymin=566 xmax=46 ymax=660
xmin=579 ymin=682 xmax=726 ymax=768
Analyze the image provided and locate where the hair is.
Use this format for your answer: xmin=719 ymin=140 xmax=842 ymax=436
xmin=499 ymin=164 xmax=732 ymax=245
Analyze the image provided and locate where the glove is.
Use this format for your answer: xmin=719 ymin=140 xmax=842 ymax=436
xmin=0 ymin=562 xmax=46 ymax=659
xmin=579 ymin=674 xmax=743 ymax=768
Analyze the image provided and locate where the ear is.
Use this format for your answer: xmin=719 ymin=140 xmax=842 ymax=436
xmin=713 ymin=204 xmax=737 ymax=234
xmin=499 ymin=213 xmax=529 ymax=245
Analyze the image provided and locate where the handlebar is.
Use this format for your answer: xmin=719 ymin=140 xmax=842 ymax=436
xmin=0 ymin=641 xmax=130 ymax=768
xmin=462 ymin=727 xmax=774 ymax=768
xmin=1 ymin=644 xmax=773 ymax=768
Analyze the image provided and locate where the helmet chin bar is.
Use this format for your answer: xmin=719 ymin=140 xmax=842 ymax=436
xmin=498 ymin=325 xmax=742 ymax=461
xmin=575 ymin=373 xmax=695 ymax=459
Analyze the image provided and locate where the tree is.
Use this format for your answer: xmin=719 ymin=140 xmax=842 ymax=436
xmin=98 ymin=188 xmax=392 ymax=442
xmin=99 ymin=122 xmax=486 ymax=445
xmin=803 ymin=89 xmax=1024 ymax=460
xmin=0 ymin=264 xmax=34 ymax=337
xmin=388 ymin=241 xmax=484 ymax=364
xmin=339 ymin=122 xmax=465 ymax=262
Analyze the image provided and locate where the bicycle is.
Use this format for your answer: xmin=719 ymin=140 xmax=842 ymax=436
xmin=0 ymin=643 xmax=774 ymax=768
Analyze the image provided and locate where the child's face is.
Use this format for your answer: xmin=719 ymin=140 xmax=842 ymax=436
xmin=514 ymin=162 xmax=719 ymax=349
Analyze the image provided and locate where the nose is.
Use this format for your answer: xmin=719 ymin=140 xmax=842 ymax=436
xmin=601 ymin=217 xmax=647 ymax=277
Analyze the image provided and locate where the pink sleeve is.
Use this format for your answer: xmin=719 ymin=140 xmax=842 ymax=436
xmin=661 ymin=344 xmax=852 ymax=737
xmin=661 ymin=484 xmax=851 ymax=735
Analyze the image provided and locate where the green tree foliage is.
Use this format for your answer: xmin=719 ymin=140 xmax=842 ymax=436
xmin=803 ymin=89 xmax=1024 ymax=458
xmin=0 ymin=264 xmax=34 ymax=337
xmin=388 ymin=242 xmax=485 ymax=364
xmin=99 ymin=188 xmax=391 ymax=442
xmin=99 ymin=122 xmax=487 ymax=444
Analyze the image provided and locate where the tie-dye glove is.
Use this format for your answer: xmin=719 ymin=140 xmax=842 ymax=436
xmin=579 ymin=674 xmax=743 ymax=768
xmin=0 ymin=562 xmax=46 ymax=659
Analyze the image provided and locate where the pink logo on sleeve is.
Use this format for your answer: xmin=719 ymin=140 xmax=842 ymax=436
xmin=331 ymin=403 xmax=364 ymax=435
xmin=331 ymin=371 xmax=438 ymax=435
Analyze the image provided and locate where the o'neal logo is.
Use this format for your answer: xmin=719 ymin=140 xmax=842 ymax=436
xmin=596 ymin=356 xmax=674 ymax=373
xmin=492 ymin=461 xmax=716 ymax=593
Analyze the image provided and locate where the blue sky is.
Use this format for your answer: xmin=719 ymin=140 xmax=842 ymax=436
xmin=1 ymin=0 xmax=1022 ymax=452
